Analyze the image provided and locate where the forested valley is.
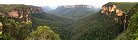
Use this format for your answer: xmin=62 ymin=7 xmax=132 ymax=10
xmin=0 ymin=2 xmax=138 ymax=40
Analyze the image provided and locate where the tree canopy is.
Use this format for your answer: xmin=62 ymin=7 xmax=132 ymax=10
xmin=25 ymin=26 xmax=61 ymax=40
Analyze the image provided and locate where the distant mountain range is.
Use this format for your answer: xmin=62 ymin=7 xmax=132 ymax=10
xmin=43 ymin=4 xmax=100 ymax=19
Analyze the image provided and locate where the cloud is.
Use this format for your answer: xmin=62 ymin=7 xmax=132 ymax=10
xmin=0 ymin=0 xmax=137 ymax=7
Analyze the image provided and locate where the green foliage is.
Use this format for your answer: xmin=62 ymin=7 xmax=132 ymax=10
xmin=69 ymin=2 xmax=138 ymax=40
xmin=31 ymin=13 xmax=73 ymax=40
xmin=115 ymin=12 xmax=138 ymax=40
xmin=25 ymin=26 xmax=61 ymax=40
xmin=0 ymin=4 xmax=28 ymax=13
xmin=0 ymin=2 xmax=137 ymax=40
xmin=1 ymin=16 xmax=32 ymax=40
xmin=0 ymin=4 xmax=62 ymax=40
xmin=0 ymin=32 xmax=2 ymax=38
xmin=70 ymin=13 xmax=123 ymax=40
xmin=31 ymin=2 xmax=138 ymax=40
xmin=115 ymin=4 xmax=138 ymax=40
xmin=108 ymin=2 xmax=138 ymax=12
xmin=0 ymin=5 xmax=15 ymax=13
xmin=0 ymin=4 xmax=32 ymax=40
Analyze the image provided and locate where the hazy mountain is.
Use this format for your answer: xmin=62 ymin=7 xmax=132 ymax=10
xmin=41 ymin=6 xmax=53 ymax=12
xmin=47 ymin=4 xmax=100 ymax=19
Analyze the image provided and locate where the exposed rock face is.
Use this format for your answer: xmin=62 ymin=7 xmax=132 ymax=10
xmin=19 ymin=7 xmax=31 ymax=22
xmin=7 ymin=10 xmax=19 ymax=18
xmin=30 ymin=6 xmax=43 ymax=13
xmin=0 ymin=4 xmax=44 ymax=22
xmin=0 ymin=5 xmax=32 ymax=22
xmin=101 ymin=4 xmax=117 ymax=15
xmin=6 ymin=8 xmax=31 ymax=22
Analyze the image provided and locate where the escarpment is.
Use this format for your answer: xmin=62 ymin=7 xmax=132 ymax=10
xmin=101 ymin=2 xmax=138 ymax=31
xmin=0 ymin=4 xmax=44 ymax=35
xmin=0 ymin=4 xmax=44 ymax=22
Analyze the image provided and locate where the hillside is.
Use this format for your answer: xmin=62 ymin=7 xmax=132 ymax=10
xmin=31 ymin=12 xmax=73 ymax=40
xmin=116 ymin=3 xmax=138 ymax=40
xmin=30 ymin=2 xmax=138 ymax=40
xmin=0 ymin=2 xmax=138 ymax=40
xmin=0 ymin=4 xmax=61 ymax=40
xmin=70 ymin=12 xmax=123 ymax=40
xmin=69 ymin=2 xmax=138 ymax=40
xmin=47 ymin=4 xmax=100 ymax=19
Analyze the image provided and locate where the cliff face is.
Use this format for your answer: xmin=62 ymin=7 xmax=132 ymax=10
xmin=0 ymin=5 xmax=30 ymax=22
xmin=7 ymin=10 xmax=19 ymax=18
xmin=0 ymin=4 xmax=44 ymax=22
xmin=30 ymin=6 xmax=44 ymax=13
xmin=0 ymin=4 xmax=45 ymax=39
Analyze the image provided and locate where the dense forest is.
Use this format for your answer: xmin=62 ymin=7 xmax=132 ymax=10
xmin=0 ymin=2 xmax=138 ymax=40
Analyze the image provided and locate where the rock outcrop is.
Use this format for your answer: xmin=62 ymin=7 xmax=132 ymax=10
xmin=7 ymin=10 xmax=19 ymax=18
xmin=30 ymin=6 xmax=44 ymax=13
xmin=0 ymin=4 xmax=44 ymax=22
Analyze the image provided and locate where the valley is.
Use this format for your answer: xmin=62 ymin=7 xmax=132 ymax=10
xmin=0 ymin=2 xmax=138 ymax=40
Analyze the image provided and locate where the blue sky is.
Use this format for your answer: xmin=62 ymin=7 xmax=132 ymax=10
xmin=0 ymin=0 xmax=138 ymax=9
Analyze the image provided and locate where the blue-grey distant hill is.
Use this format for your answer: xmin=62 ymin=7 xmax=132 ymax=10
xmin=46 ymin=4 xmax=100 ymax=19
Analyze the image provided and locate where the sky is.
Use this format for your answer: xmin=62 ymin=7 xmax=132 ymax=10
xmin=0 ymin=0 xmax=138 ymax=9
